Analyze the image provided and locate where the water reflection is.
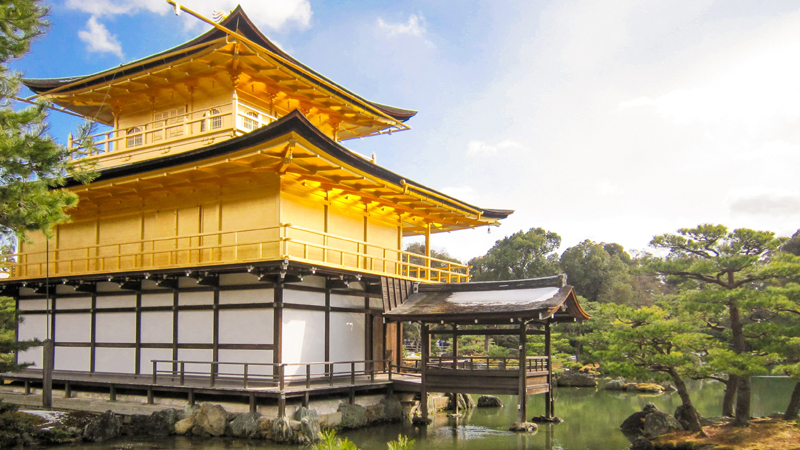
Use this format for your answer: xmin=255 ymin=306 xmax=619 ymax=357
xmin=82 ymin=377 xmax=794 ymax=450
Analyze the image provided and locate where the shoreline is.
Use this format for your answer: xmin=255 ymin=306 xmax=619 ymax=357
xmin=652 ymin=417 xmax=800 ymax=450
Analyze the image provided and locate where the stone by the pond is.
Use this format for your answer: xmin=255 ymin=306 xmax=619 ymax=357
xmin=447 ymin=393 xmax=475 ymax=411
xmin=630 ymin=436 xmax=655 ymax=450
xmin=557 ymin=372 xmax=597 ymax=387
xmin=258 ymin=417 xmax=273 ymax=439
xmin=509 ymin=422 xmax=539 ymax=433
xmin=194 ymin=403 xmax=228 ymax=437
xmin=83 ymin=410 xmax=122 ymax=442
xmin=674 ymin=404 xmax=703 ymax=431
xmin=530 ymin=415 xmax=564 ymax=423
xmin=605 ymin=378 xmax=628 ymax=390
xmin=173 ymin=416 xmax=195 ymax=435
xmin=412 ymin=416 xmax=432 ymax=425
xmin=477 ymin=395 xmax=505 ymax=408
xmin=271 ymin=416 xmax=293 ymax=444
xmin=338 ymin=403 xmax=368 ymax=428
xmin=636 ymin=383 xmax=665 ymax=393
xmin=380 ymin=398 xmax=405 ymax=421
xmin=229 ymin=412 xmax=262 ymax=439
xmin=294 ymin=407 xmax=320 ymax=444
xmin=126 ymin=409 xmax=179 ymax=436
xmin=622 ymin=403 xmax=682 ymax=438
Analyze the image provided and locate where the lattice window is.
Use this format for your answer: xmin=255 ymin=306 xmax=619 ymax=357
xmin=126 ymin=127 xmax=142 ymax=148
xmin=201 ymin=108 xmax=222 ymax=132
xmin=153 ymin=106 xmax=186 ymax=141
xmin=242 ymin=110 xmax=259 ymax=131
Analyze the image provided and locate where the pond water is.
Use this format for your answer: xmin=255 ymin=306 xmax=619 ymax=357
xmin=83 ymin=377 xmax=795 ymax=450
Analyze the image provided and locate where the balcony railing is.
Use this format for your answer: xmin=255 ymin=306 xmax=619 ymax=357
xmin=1 ymin=224 xmax=470 ymax=283
xmin=68 ymin=99 xmax=277 ymax=163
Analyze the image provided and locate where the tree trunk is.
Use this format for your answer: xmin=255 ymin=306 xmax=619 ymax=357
xmin=784 ymin=381 xmax=800 ymax=421
xmin=722 ymin=375 xmax=737 ymax=417
xmin=728 ymin=298 xmax=751 ymax=427
xmin=669 ymin=368 xmax=704 ymax=433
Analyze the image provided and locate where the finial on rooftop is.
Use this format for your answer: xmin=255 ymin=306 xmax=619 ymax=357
xmin=212 ymin=9 xmax=229 ymax=22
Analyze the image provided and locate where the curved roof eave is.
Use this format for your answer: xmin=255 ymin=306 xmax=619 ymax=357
xmin=64 ymin=110 xmax=511 ymax=221
xmin=22 ymin=7 xmax=416 ymax=123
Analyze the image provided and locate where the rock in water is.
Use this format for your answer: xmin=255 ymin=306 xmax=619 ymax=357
xmin=294 ymin=407 xmax=320 ymax=444
xmin=557 ymin=372 xmax=597 ymax=387
xmin=83 ymin=410 xmax=122 ymax=442
xmin=229 ymin=412 xmax=262 ymax=439
xmin=271 ymin=416 xmax=293 ymax=444
xmin=173 ymin=416 xmax=195 ymax=435
xmin=509 ymin=422 xmax=538 ymax=433
xmin=630 ymin=436 xmax=654 ymax=450
xmin=604 ymin=378 xmax=628 ymax=390
xmin=194 ymin=403 xmax=228 ymax=437
xmin=642 ymin=411 xmax=681 ymax=438
xmin=380 ymin=398 xmax=404 ymax=421
xmin=338 ymin=403 xmax=368 ymax=428
xmin=477 ymin=395 xmax=505 ymax=408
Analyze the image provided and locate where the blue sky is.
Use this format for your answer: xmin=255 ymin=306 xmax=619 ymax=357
xmin=12 ymin=0 xmax=800 ymax=261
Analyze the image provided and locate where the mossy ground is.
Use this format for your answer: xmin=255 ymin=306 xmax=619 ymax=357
xmin=654 ymin=418 xmax=800 ymax=450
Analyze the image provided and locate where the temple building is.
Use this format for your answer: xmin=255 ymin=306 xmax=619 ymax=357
xmin=1 ymin=6 xmax=588 ymax=423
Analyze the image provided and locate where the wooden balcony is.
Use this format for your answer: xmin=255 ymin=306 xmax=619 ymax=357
xmin=2 ymin=224 xmax=470 ymax=283
xmin=68 ymin=99 xmax=277 ymax=169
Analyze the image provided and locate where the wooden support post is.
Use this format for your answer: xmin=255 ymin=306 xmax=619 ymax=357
xmin=452 ymin=324 xmax=458 ymax=369
xmin=349 ymin=388 xmax=355 ymax=405
xmin=42 ymin=339 xmax=53 ymax=409
xmin=188 ymin=389 xmax=195 ymax=406
xmin=64 ymin=381 xmax=71 ymax=399
xmin=24 ymin=380 xmax=30 ymax=395
xmin=424 ymin=224 xmax=431 ymax=280
xmin=420 ymin=322 xmax=429 ymax=421
xmin=249 ymin=393 xmax=256 ymax=413
xmin=518 ymin=322 xmax=527 ymax=425
xmin=147 ymin=387 xmax=154 ymax=405
xmin=109 ymin=385 xmax=116 ymax=402
xmin=545 ymin=321 xmax=554 ymax=419
xmin=278 ymin=393 xmax=286 ymax=419
xmin=303 ymin=391 xmax=310 ymax=408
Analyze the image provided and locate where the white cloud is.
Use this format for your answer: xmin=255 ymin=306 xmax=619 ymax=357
xmin=440 ymin=186 xmax=479 ymax=204
xmin=378 ymin=14 xmax=427 ymax=37
xmin=467 ymin=140 xmax=524 ymax=157
xmin=726 ymin=187 xmax=800 ymax=217
xmin=597 ymin=181 xmax=623 ymax=197
xmin=66 ymin=0 xmax=312 ymax=31
xmin=78 ymin=17 xmax=123 ymax=58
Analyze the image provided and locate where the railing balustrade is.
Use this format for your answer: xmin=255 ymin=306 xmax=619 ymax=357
xmin=396 ymin=355 xmax=548 ymax=374
xmin=151 ymin=358 xmax=392 ymax=390
xmin=2 ymin=224 xmax=470 ymax=283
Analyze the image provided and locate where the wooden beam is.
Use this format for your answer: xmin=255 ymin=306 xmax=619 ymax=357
xmin=518 ymin=322 xmax=527 ymax=425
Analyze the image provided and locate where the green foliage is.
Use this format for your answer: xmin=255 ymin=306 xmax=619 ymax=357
xmin=387 ymin=435 xmax=415 ymax=450
xmin=782 ymin=230 xmax=800 ymax=256
xmin=0 ymin=0 xmax=96 ymax=243
xmin=469 ymin=227 xmax=561 ymax=281
xmin=0 ymin=296 xmax=39 ymax=372
xmin=314 ymin=429 xmax=360 ymax=450
xmin=559 ymin=240 xmax=630 ymax=302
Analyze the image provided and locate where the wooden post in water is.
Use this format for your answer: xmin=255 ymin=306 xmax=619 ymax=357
xmin=420 ymin=322 xmax=429 ymax=421
xmin=545 ymin=321 xmax=554 ymax=419
xmin=518 ymin=322 xmax=527 ymax=425
xmin=42 ymin=339 xmax=54 ymax=409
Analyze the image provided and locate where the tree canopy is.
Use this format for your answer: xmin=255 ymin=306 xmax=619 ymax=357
xmin=468 ymin=227 xmax=561 ymax=281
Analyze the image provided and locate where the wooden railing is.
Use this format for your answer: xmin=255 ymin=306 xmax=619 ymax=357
xmin=2 ymin=224 xmax=470 ymax=283
xmin=151 ymin=359 xmax=392 ymax=390
xmin=398 ymin=356 xmax=548 ymax=373
xmin=68 ymin=99 xmax=277 ymax=162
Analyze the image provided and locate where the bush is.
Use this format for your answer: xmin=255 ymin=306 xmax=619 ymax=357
xmin=313 ymin=429 xmax=360 ymax=450
xmin=387 ymin=434 xmax=415 ymax=450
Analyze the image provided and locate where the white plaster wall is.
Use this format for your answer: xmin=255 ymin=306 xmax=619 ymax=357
xmin=369 ymin=298 xmax=383 ymax=309
xmin=330 ymin=312 xmax=365 ymax=371
xmin=330 ymin=294 xmax=364 ymax=308
xmin=284 ymin=289 xmax=324 ymax=306
xmin=219 ymin=289 xmax=272 ymax=304
xmin=140 ymin=348 xmax=173 ymax=375
xmin=56 ymin=297 xmax=92 ymax=310
xmin=218 ymin=349 xmax=273 ymax=376
xmin=54 ymin=314 xmax=91 ymax=342
xmin=96 ymin=282 xmax=122 ymax=293
xmin=54 ymin=347 xmax=90 ymax=371
xmin=178 ymin=348 xmax=213 ymax=375
xmin=219 ymin=309 xmax=272 ymax=344
xmin=179 ymin=291 xmax=213 ymax=306
xmin=140 ymin=311 xmax=173 ymax=343
xmin=141 ymin=293 xmax=173 ymax=307
xmin=18 ymin=299 xmax=47 ymax=311
xmin=97 ymin=295 xmax=136 ymax=309
xmin=282 ymin=309 xmax=325 ymax=375
xmin=95 ymin=347 xmax=136 ymax=374
xmin=301 ymin=276 xmax=326 ymax=289
xmin=96 ymin=312 xmax=136 ymax=343
xmin=18 ymin=314 xmax=47 ymax=341
xmin=178 ymin=310 xmax=213 ymax=343
xmin=17 ymin=347 xmax=42 ymax=368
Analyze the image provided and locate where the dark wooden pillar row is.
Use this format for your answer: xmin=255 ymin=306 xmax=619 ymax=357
xmin=518 ymin=322 xmax=527 ymax=424
xmin=420 ymin=322 xmax=429 ymax=420
xmin=90 ymin=295 xmax=97 ymax=373
xmin=14 ymin=298 xmax=19 ymax=366
xmin=134 ymin=292 xmax=142 ymax=375
xmin=212 ymin=286 xmax=220 ymax=377
xmin=545 ymin=321 xmax=554 ymax=418
xmin=273 ymin=283 xmax=284 ymax=366
xmin=396 ymin=321 xmax=403 ymax=370
xmin=172 ymin=288 xmax=179 ymax=371
xmin=324 ymin=281 xmax=331 ymax=365
xmin=452 ymin=324 xmax=458 ymax=367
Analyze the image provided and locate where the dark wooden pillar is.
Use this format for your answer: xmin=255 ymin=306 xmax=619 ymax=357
xmin=518 ymin=322 xmax=527 ymax=424
xmin=420 ymin=322 xmax=429 ymax=420
xmin=545 ymin=321 xmax=554 ymax=418
xmin=396 ymin=322 xmax=403 ymax=370
xmin=42 ymin=339 xmax=54 ymax=409
xmin=452 ymin=324 xmax=458 ymax=368
xmin=274 ymin=283 xmax=284 ymax=379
